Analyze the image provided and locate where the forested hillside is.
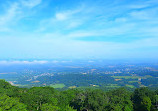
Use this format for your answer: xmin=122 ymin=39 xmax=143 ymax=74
xmin=0 ymin=79 xmax=158 ymax=111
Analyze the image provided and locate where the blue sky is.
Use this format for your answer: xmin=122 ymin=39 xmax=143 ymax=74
xmin=0 ymin=0 xmax=158 ymax=60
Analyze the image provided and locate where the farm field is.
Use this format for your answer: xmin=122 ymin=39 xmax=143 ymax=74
xmin=50 ymin=84 xmax=65 ymax=88
xmin=111 ymin=76 xmax=140 ymax=79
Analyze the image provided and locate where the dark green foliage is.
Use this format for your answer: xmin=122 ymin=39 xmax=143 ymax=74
xmin=37 ymin=74 xmax=116 ymax=87
xmin=20 ymin=87 xmax=56 ymax=110
xmin=57 ymin=89 xmax=77 ymax=110
xmin=0 ymin=94 xmax=27 ymax=111
xmin=140 ymin=96 xmax=151 ymax=111
xmin=1 ymin=79 xmax=158 ymax=111
xmin=132 ymin=87 xmax=157 ymax=111
xmin=106 ymin=88 xmax=133 ymax=111
xmin=0 ymin=79 xmax=12 ymax=89
xmin=84 ymin=89 xmax=108 ymax=111
xmin=41 ymin=103 xmax=60 ymax=111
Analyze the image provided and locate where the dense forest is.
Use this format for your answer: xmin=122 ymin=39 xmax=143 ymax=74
xmin=0 ymin=79 xmax=158 ymax=111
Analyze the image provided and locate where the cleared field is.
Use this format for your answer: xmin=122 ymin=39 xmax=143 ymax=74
xmin=18 ymin=84 xmax=29 ymax=87
xmin=105 ymin=84 xmax=120 ymax=87
xmin=111 ymin=76 xmax=140 ymax=79
xmin=77 ymin=86 xmax=100 ymax=89
xmin=69 ymin=86 xmax=77 ymax=89
xmin=125 ymin=84 xmax=135 ymax=88
xmin=50 ymin=84 xmax=65 ymax=88
xmin=128 ymin=81 xmax=138 ymax=83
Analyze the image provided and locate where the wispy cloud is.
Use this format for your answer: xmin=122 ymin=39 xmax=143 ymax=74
xmin=21 ymin=0 xmax=42 ymax=8
xmin=0 ymin=0 xmax=158 ymax=59
xmin=0 ymin=3 xmax=19 ymax=31
xmin=34 ymin=0 xmax=158 ymax=42
xmin=0 ymin=0 xmax=42 ymax=32
xmin=0 ymin=60 xmax=48 ymax=64
xmin=36 ymin=7 xmax=85 ymax=32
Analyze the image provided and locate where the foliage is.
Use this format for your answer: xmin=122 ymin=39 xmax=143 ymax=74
xmin=140 ymin=96 xmax=151 ymax=111
xmin=41 ymin=103 xmax=60 ymax=111
xmin=0 ymin=80 xmax=158 ymax=111
xmin=106 ymin=88 xmax=133 ymax=111
xmin=0 ymin=94 xmax=27 ymax=111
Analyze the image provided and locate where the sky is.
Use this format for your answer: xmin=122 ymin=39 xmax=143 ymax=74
xmin=0 ymin=0 xmax=158 ymax=60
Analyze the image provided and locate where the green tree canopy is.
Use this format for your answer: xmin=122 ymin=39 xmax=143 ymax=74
xmin=0 ymin=94 xmax=27 ymax=111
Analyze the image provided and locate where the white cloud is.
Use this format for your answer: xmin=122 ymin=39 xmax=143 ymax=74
xmin=55 ymin=8 xmax=82 ymax=20
xmin=129 ymin=4 xmax=149 ymax=9
xmin=130 ymin=11 xmax=151 ymax=20
xmin=0 ymin=0 xmax=157 ymax=59
xmin=66 ymin=21 xmax=83 ymax=29
xmin=55 ymin=13 xmax=68 ymax=21
xmin=0 ymin=3 xmax=19 ymax=31
xmin=0 ymin=60 xmax=48 ymax=64
xmin=37 ymin=7 xmax=85 ymax=32
xmin=64 ymin=23 xmax=135 ymax=39
xmin=0 ymin=0 xmax=42 ymax=32
xmin=21 ymin=0 xmax=42 ymax=8
xmin=67 ymin=31 xmax=99 ymax=38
